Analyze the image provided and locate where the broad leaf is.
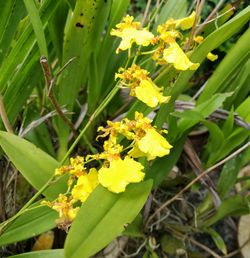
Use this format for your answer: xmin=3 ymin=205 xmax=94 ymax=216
xmin=9 ymin=249 xmax=64 ymax=258
xmin=0 ymin=131 xmax=66 ymax=199
xmin=65 ymin=180 xmax=152 ymax=258
xmin=0 ymin=204 xmax=57 ymax=246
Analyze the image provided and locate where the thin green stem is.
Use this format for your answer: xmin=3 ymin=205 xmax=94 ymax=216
xmin=60 ymin=84 xmax=120 ymax=165
xmin=0 ymin=176 xmax=54 ymax=233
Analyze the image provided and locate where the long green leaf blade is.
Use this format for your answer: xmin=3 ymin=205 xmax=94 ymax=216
xmin=0 ymin=131 xmax=66 ymax=199
xmin=65 ymin=180 xmax=152 ymax=258
xmin=198 ymin=28 xmax=250 ymax=104
xmin=9 ymin=249 xmax=64 ymax=258
xmin=0 ymin=205 xmax=57 ymax=246
xmin=0 ymin=0 xmax=26 ymax=65
xmin=23 ymin=0 xmax=48 ymax=56
xmin=56 ymin=0 xmax=112 ymax=157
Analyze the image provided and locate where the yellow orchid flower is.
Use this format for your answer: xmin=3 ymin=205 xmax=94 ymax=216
xmin=72 ymin=168 xmax=99 ymax=203
xmin=135 ymin=79 xmax=171 ymax=107
xmin=111 ymin=15 xmax=154 ymax=53
xmin=163 ymin=41 xmax=199 ymax=70
xmin=42 ymin=194 xmax=79 ymax=225
xmin=175 ymin=11 xmax=196 ymax=30
xmin=207 ymin=52 xmax=218 ymax=61
xmin=129 ymin=128 xmax=172 ymax=160
xmin=116 ymin=64 xmax=170 ymax=107
xmin=98 ymin=156 xmax=145 ymax=193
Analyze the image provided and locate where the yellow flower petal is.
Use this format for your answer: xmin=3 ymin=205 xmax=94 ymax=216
xmin=135 ymin=79 xmax=170 ymax=108
xmin=175 ymin=11 xmax=196 ymax=30
xmin=98 ymin=157 xmax=145 ymax=193
xmin=163 ymin=41 xmax=199 ymax=71
xmin=72 ymin=168 xmax=99 ymax=202
xmin=207 ymin=52 xmax=218 ymax=61
xmin=111 ymin=15 xmax=154 ymax=53
xmin=130 ymin=128 xmax=172 ymax=160
xmin=112 ymin=27 xmax=154 ymax=53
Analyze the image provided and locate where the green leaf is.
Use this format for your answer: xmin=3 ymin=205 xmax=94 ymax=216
xmin=202 ymin=120 xmax=224 ymax=163
xmin=153 ymin=67 xmax=179 ymax=129
xmin=203 ymin=3 xmax=234 ymax=36
xmin=9 ymin=249 xmax=64 ymax=258
xmin=0 ymin=0 xmax=60 ymax=93
xmin=87 ymin=52 xmax=100 ymax=113
xmin=0 ymin=0 xmax=60 ymax=131
xmin=200 ymin=195 xmax=250 ymax=227
xmin=230 ymin=59 xmax=250 ymax=108
xmin=211 ymin=96 xmax=250 ymax=162
xmin=23 ymin=0 xmax=48 ymax=56
xmin=3 ymin=55 xmax=40 ymax=125
xmin=177 ymin=93 xmax=232 ymax=136
xmin=241 ymin=143 xmax=250 ymax=167
xmin=0 ymin=131 xmax=66 ymax=199
xmin=223 ymin=60 xmax=250 ymax=109
xmin=171 ymin=110 xmax=204 ymax=120
xmin=65 ymin=180 xmax=152 ymax=258
xmin=0 ymin=204 xmax=57 ymax=246
xmin=205 ymin=228 xmax=227 ymax=255
xmin=48 ymin=2 xmax=68 ymax=62
xmin=56 ymin=0 xmax=112 ymax=156
xmin=217 ymin=157 xmax=243 ymax=200
xmin=236 ymin=96 xmax=250 ymax=121
xmin=222 ymin=108 xmax=235 ymax=137
xmin=198 ymin=28 xmax=250 ymax=104
xmin=0 ymin=0 xmax=26 ymax=65
xmin=214 ymin=128 xmax=250 ymax=164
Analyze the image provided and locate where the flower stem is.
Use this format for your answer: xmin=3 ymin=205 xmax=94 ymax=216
xmin=0 ymin=176 xmax=54 ymax=234
xmin=60 ymin=83 xmax=120 ymax=165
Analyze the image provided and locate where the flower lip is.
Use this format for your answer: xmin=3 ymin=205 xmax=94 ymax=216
xmin=98 ymin=156 xmax=145 ymax=193
xmin=111 ymin=15 xmax=154 ymax=53
xmin=163 ymin=41 xmax=199 ymax=71
xmin=129 ymin=128 xmax=173 ymax=160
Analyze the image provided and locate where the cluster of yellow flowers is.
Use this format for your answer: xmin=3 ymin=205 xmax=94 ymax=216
xmin=43 ymin=112 xmax=172 ymax=228
xmin=110 ymin=12 xmax=218 ymax=107
xmin=116 ymin=64 xmax=170 ymax=107
xmin=43 ymin=11 xmax=217 ymax=228
xmin=111 ymin=13 xmax=201 ymax=70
